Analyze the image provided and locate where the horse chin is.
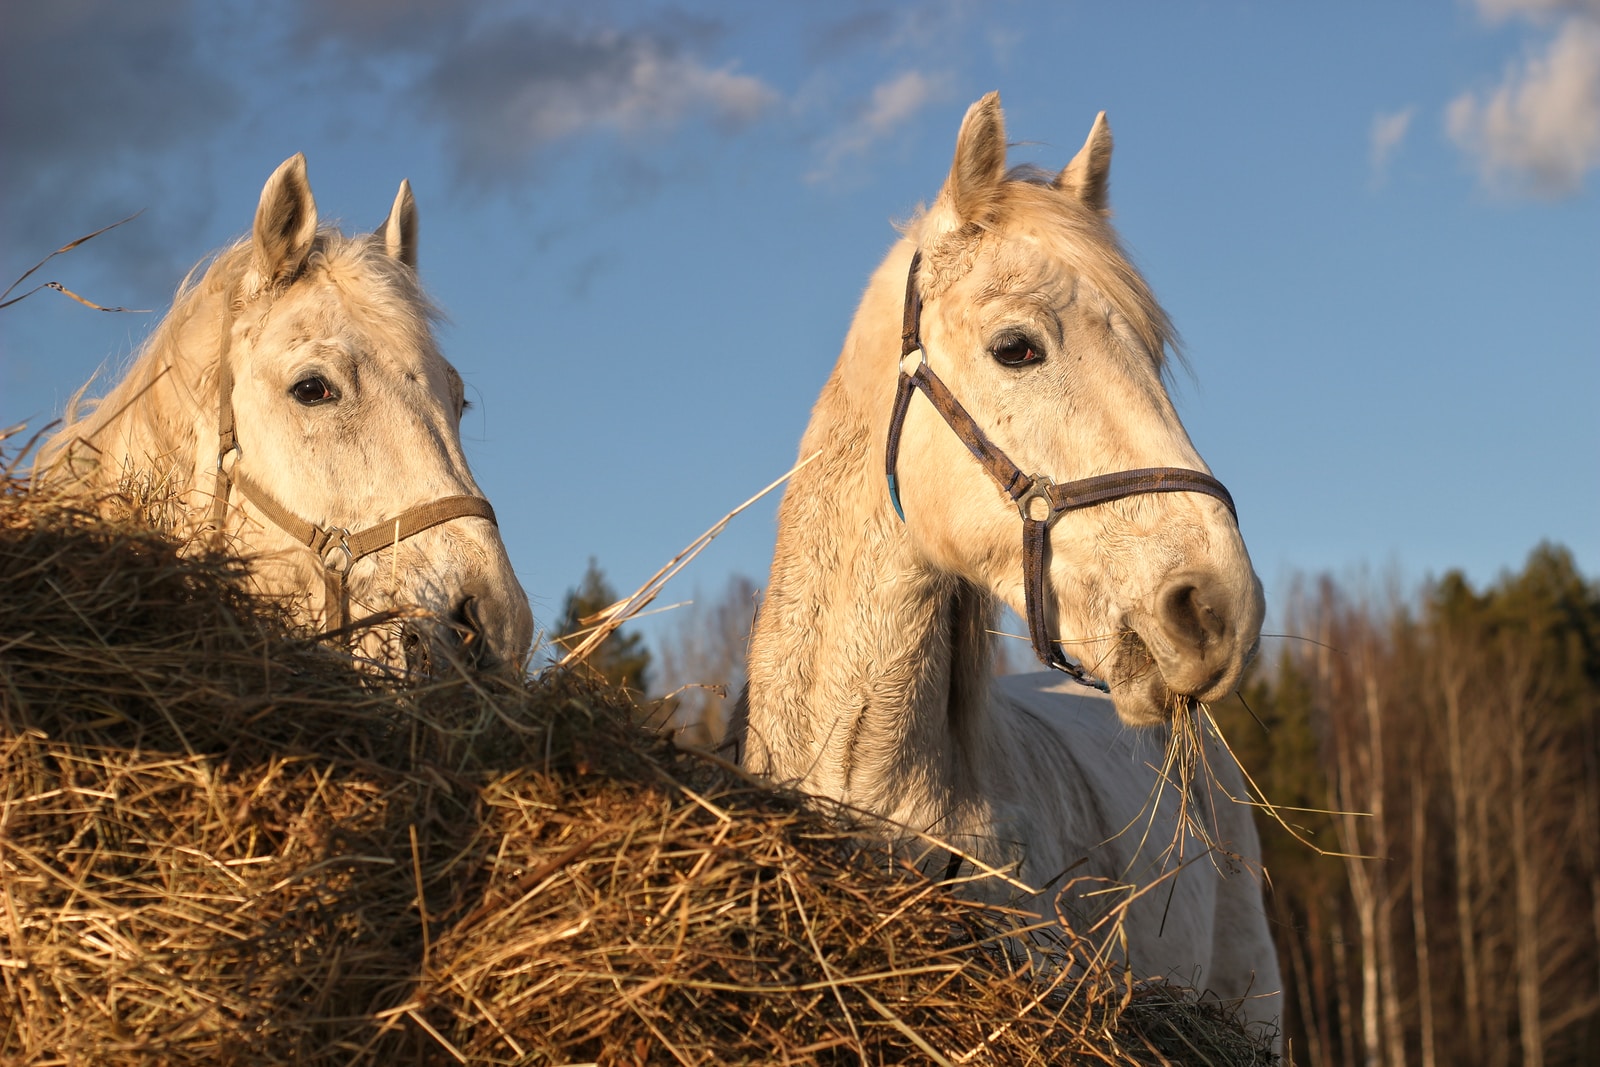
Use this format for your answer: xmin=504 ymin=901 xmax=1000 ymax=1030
xmin=1104 ymin=630 xmax=1182 ymax=727
xmin=1105 ymin=625 xmax=1252 ymax=727
xmin=1108 ymin=689 xmax=1177 ymax=728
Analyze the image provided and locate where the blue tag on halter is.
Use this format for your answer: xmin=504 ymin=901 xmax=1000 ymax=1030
xmin=1049 ymin=642 xmax=1111 ymax=692
xmin=887 ymin=473 xmax=906 ymax=521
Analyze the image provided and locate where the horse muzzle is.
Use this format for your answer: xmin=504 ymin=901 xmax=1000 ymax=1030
xmin=400 ymin=582 xmax=534 ymax=675
xmin=1114 ymin=567 xmax=1265 ymax=722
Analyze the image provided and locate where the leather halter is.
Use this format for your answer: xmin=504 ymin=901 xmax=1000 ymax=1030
xmin=884 ymin=250 xmax=1237 ymax=691
xmin=205 ymin=287 xmax=498 ymax=632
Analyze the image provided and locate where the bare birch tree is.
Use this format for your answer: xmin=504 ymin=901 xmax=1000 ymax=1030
xmin=1226 ymin=545 xmax=1599 ymax=1066
xmin=653 ymin=573 xmax=760 ymax=745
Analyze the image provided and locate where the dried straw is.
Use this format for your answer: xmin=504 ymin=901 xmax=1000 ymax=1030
xmin=0 ymin=462 xmax=1277 ymax=1065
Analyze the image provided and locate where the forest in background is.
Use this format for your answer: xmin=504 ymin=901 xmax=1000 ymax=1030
xmin=568 ymin=543 xmax=1600 ymax=1065
xmin=1214 ymin=543 xmax=1599 ymax=1066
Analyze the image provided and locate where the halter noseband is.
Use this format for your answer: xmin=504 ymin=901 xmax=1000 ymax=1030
xmin=206 ymin=289 xmax=497 ymax=633
xmin=884 ymin=250 xmax=1237 ymax=691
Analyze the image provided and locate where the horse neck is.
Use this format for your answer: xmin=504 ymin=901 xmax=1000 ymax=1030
xmin=743 ymin=311 xmax=1008 ymax=843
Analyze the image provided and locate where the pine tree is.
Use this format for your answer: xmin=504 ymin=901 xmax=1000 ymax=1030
xmin=554 ymin=557 xmax=651 ymax=693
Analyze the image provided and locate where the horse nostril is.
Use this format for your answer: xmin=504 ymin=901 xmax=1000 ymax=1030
xmin=1157 ymin=581 xmax=1226 ymax=657
xmin=451 ymin=595 xmax=489 ymax=668
xmin=401 ymin=625 xmax=431 ymax=675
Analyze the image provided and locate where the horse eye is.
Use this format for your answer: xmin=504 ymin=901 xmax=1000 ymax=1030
xmin=290 ymin=376 xmax=335 ymax=405
xmin=990 ymin=334 xmax=1043 ymax=367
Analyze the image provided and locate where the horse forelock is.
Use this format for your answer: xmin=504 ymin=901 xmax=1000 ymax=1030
xmin=907 ymin=176 xmax=1177 ymax=374
xmin=250 ymin=231 xmax=443 ymax=376
xmin=305 ymin=229 xmax=441 ymax=335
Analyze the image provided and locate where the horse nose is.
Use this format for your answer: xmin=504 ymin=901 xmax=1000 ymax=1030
xmin=1149 ymin=569 xmax=1262 ymax=701
xmin=445 ymin=585 xmax=534 ymax=672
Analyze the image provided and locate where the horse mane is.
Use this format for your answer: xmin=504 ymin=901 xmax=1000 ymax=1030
xmin=905 ymin=166 xmax=1180 ymax=374
xmin=38 ymin=226 xmax=440 ymax=490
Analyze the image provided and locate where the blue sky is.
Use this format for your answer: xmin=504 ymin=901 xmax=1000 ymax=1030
xmin=4 ymin=0 xmax=1597 ymax=662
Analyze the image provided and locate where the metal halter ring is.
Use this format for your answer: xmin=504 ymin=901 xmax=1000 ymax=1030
xmin=320 ymin=528 xmax=354 ymax=574
xmin=1016 ymin=475 xmax=1056 ymax=524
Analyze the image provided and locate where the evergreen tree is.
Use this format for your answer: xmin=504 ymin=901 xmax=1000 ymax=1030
xmin=555 ymin=557 xmax=652 ymax=693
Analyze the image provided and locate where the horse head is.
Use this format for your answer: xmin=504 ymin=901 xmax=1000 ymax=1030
xmin=864 ymin=94 xmax=1263 ymax=725
xmin=220 ymin=155 xmax=535 ymax=671
xmin=43 ymin=155 xmax=533 ymax=673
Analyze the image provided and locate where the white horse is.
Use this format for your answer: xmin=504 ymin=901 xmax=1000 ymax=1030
xmin=735 ymin=95 xmax=1281 ymax=1040
xmin=37 ymin=155 xmax=533 ymax=672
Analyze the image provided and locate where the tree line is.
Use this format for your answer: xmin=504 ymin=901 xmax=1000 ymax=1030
xmin=1214 ymin=543 xmax=1599 ymax=1066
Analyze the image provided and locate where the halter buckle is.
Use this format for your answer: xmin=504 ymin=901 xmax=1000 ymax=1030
xmin=1016 ymin=475 xmax=1057 ymax=524
xmin=320 ymin=528 xmax=353 ymax=574
xmin=216 ymin=447 xmax=239 ymax=474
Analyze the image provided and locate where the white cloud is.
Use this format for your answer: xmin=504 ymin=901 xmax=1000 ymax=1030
xmin=808 ymin=71 xmax=942 ymax=183
xmin=499 ymin=51 xmax=770 ymax=145
xmin=862 ymin=71 xmax=941 ymax=134
xmin=1370 ymin=107 xmax=1415 ymax=181
xmin=415 ymin=20 xmax=777 ymax=184
xmin=1447 ymin=15 xmax=1600 ymax=195
xmin=1474 ymin=0 xmax=1600 ymax=24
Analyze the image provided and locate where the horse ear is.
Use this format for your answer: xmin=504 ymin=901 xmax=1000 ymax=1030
xmin=943 ymin=92 xmax=1008 ymax=224
xmin=1056 ymin=112 xmax=1113 ymax=212
xmin=252 ymin=154 xmax=318 ymax=288
xmin=380 ymin=179 xmax=418 ymax=269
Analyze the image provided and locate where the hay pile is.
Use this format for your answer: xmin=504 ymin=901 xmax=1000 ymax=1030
xmin=0 ymin=470 xmax=1277 ymax=1065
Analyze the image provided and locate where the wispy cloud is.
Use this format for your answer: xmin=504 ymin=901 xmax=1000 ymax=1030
xmin=1448 ymin=15 xmax=1600 ymax=196
xmin=808 ymin=71 xmax=943 ymax=183
xmin=1473 ymin=0 xmax=1600 ymax=24
xmin=805 ymin=9 xmax=896 ymax=62
xmin=418 ymin=19 xmax=775 ymax=184
xmin=1 ymin=1 xmax=236 ymax=281
xmin=293 ymin=0 xmax=477 ymax=53
xmin=285 ymin=5 xmax=779 ymax=187
xmin=1369 ymin=107 xmax=1415 ymax=182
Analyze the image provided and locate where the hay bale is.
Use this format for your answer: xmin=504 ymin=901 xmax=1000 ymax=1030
xmin=0 ymin=471 xmax=1278 ymax=1065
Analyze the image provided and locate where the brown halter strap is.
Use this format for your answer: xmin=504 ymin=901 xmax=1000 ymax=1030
xmin=206 ymin=288 xmax=498 ymax=631
xmin=884 ymin=250 xmax=1237 ymax=690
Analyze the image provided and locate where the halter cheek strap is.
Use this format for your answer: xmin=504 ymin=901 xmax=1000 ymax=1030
xmin=884 ymin=250 xmax=1238 ymax=690
xmin=206 ymin=288 xmax=498 ymax=633
xmin=209 ymin=294 xmax=241 ymax=534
